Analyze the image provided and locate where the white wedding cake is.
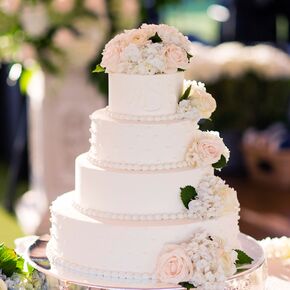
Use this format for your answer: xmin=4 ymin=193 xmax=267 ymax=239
xmin=47 ymin=24 xmax=255 ymax=289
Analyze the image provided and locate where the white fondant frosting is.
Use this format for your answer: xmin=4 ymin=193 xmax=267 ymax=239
xmin=75 ymin=153 xmax=213 ymax=217
xmin=108 ymin=73 xmax=184 ymax=116
xmin=48 ymin=193 xmax=240 ymax=278
xmin=89 ymin=109 xmax=197 ymax=166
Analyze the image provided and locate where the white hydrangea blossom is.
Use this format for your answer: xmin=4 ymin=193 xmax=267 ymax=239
xmin=101 ymin=24 xmax=192 ymax=74
xmin=183 ymin=231 xmax=237 ymax=289
xmin=260 ymin=236 xmax=290 ymax=259
xmin=177 ymin=80 xmax=216 ymax=119
xmin=187 ymin=175 xmax=239 ymax=220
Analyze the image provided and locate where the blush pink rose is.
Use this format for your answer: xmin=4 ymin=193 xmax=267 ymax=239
xmin=163 ymin=44 xmax=188 ymax=73
xmin=127 ymin=29 xmax=148 ymax=46
xmin=187 ymin=132 xmax=227 ymax=167
xmin=101 ymin=42 xmax=124 ymax=72
xmin=156 ymin=244 xmax=193 ymax=284
xmin=196 ymin=133 xmax=225 ymax=164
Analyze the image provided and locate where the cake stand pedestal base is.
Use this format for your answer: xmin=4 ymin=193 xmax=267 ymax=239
xmin=26 ymin=233 xmax=267 ymax=290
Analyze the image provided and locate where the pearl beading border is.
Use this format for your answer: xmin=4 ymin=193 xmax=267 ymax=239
xmin=87 ymin=153 xmax=189 ymax=171
xmin=72 ymin=201 xmax=194 ymax=221
xmin=104 ymin=106 xmax=200 ymax=122
xmin=47 ymin=244 xmax=154 ymax=281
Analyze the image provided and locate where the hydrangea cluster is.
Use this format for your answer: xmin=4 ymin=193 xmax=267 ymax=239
xmin=155 ymin=231 xmax=237 ymax=289
xmin=100 ymin=24 xmax=192 ymax=74
xmin=186 ymin=131 xmax=230 ymax=168
xmin=260 ymin=236 xmax=290 ymax=259
xmin=0 ymin=270 xmax=47 ymax=290
xmin=188 ymin=175 xmax=239 ymax=220
xmin=177 ymin=80 xmax=217 ymax=119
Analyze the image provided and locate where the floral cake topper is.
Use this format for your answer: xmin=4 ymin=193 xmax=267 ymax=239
xmin=94 ymin=24 xmax=193 ymax=75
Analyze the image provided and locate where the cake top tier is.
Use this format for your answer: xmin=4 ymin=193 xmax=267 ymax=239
xmin=98 ymin=24 xmax=193 ymax=75
xmin=94 ymin=24 xmax=216 ymax=119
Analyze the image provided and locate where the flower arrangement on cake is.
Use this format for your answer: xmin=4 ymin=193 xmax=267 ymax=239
xmin=0 ymin=243 xmax=47 ymax=289
xmin=95 ymin=23 xmax=193 ymax=75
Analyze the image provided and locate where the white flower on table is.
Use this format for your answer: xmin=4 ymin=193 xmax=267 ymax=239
xmin=260 ymin=236 xmax=290 ymax=259
xmin=156 ymin=244 xmax=194 ymax=284
xmin=0 ymin=279 xmax=7 ymax=290
xmin=186 ymin=131 xmax=229 ymax=168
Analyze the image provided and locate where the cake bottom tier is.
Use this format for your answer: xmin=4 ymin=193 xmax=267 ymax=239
xmin=47 ymin=192 xmax=240 ymax=281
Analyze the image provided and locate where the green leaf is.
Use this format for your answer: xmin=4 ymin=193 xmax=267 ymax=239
xmin=179 ymin=85 xmax=192 ymax=103
xmin=235 ymin=249 xmax=254 ymax=268
xmin=149 ymin=32 xmax=162 ymax=43
xmin=178 ymin=68 xmax=185 ymax=72
xmin=92 ymin=64 xmax=105 ymax=73
xmin=179 ymin=281 xmax=197 ymax=289
xmin=180 ymin=185 xmax=198 ymax=209
xmin=187 ymin=52 xmax=193 ymax=61
xmin=0 ymin=244 xmax=19 ymax=277
xmin=212 ymin=155 xmax=227 ymax=169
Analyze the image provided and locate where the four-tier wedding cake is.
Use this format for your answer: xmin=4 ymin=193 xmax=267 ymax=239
xmin=47 ymin=24 xmax=254 ymax=289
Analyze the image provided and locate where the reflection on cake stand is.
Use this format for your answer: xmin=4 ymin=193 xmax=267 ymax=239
xmin=26 ymin=234 xmax=267 ymax=290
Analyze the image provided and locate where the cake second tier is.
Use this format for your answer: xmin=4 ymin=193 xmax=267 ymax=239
xmin=88 ymin=109 xmax=198 ymax=170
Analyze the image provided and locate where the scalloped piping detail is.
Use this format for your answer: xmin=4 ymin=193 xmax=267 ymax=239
xmin=72 ymin=201 xmax=194 ymax=221
xmin=87 ymin=153 xmax=189 ymax=171
xmin=104 ymin=106 xmax=200 ymax=122
xmin=47 ymin=244 xmax=154 ymax=281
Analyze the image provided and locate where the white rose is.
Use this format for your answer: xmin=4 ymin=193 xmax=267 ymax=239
xmin=20 ymin=3 xmax=49 ymax=37
xmin=163 ymin=44 xmax=188 ymax=73
xmin=52 ymin=0 xmax=75 ymax=14
xmin=156 ymin=244 xmax=194 ymax=284
xmin=215 ymin=184 xmax=239 ymax=213
xmin=158 ymin=24 xmax=191 ymax=51
xmin=141 ymin=23 xmax=158 ymax=39
xmin=186 ymin=131 xmax=226 ymax=167
xmin=0 ymin=0 xmax=21 ymax=14
xmin=185 ymin=80 xmax=216 ymax=119
xmin=0 ymin=279 xmax=7 ymax=290
xmin=191 ymin=92 xmax=216 ymax=119
xmin=127 ymin=29 xmax=149 ymax=46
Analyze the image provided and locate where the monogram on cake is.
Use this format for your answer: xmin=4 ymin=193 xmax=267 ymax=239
xmin=47 ymin=24 xmax=256 ymax=290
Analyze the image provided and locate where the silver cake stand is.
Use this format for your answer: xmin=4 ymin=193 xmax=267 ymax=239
xmin=26 ymin=234 xmax=267 ymax=290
